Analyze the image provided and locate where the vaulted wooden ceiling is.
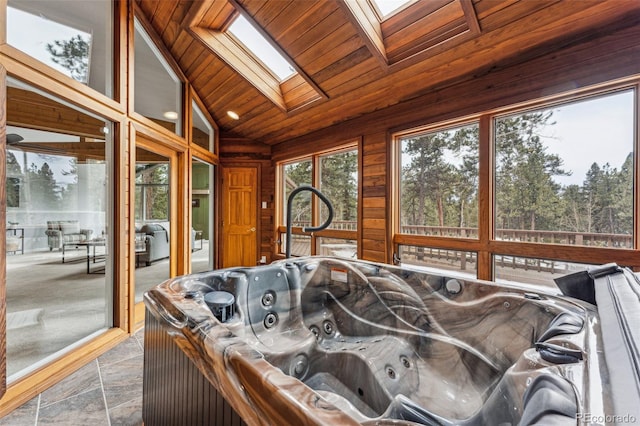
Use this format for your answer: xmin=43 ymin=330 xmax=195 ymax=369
xmin=136 ymin=0 xmax=640 ymax=146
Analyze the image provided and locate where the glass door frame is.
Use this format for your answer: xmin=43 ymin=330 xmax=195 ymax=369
xmin=190 ymin=157 xmax=216 ymax=273
xmin=130 ymin=127 xmax=187 ymax=328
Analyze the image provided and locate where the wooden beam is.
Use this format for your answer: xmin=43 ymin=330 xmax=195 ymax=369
xmin=337 ymin=0 xmax=388 ymax=67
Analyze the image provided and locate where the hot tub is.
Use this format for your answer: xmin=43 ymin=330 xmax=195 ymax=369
xmin=142 ymin=257 xmax=639 ymax=425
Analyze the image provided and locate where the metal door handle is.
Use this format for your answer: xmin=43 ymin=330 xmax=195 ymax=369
xmin=249 ymin=227 xmax=256 ymax=232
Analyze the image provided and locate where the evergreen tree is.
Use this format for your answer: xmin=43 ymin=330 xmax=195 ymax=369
xmin=615 ymin=153 xmax=634 ymax=236
xmin=559 ymin=184 xmax=586 ymax=232
xmin=495 ymin=111 xmax=567 ymax=230
xmin=136 ymin=164 xmax=169 ymax=220
xmin=583 ymin=159 xmax=632 ymax=236
xmin=6 ymin=150 xmax=22 ymax=175
xmin=46 ymin=35 xmax=90 ymax=83
xmin=402 ymin=132 xmax=458 ymax=227
xmin=450 ymin=126 xmax=479 ymax=229
xmin=28 ymin=161 xmax=61 ymax=210
xmin=283 ymin=161 xmax=312 ymax=225
xmin=401 ymin=125 xmax=479 ymax=233
xmin=6 ymin=150 xmax=23 ymax=208
xmin=60 ymin=158 xmax=79 ymax=207
xmin=319 ymin=151 xmax=357 ymax=223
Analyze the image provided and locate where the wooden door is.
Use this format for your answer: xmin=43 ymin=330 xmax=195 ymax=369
xmin=222 ymin=167 xmax=258 ymax=267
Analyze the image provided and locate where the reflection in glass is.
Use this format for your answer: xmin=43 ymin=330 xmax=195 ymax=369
xmin=192 ymin=101 xmax=214 ymax=151
xmin=494 ymin=90 xmax=634 ymax=248
xmin=5 ymin=78 xmax=112 ymax=380
xmin=399 ymin=123 xmax=479 ymax=238
xmin=280 ymin=234 xmax=311 ymax=257
xmin=494 ymin=255 xmax=596 ymax=289
xmin=134 ymin=18 xmax=183 ymax=136
xmin=399 ymin=245 xmax=477 ymax=277
xmin=192 ymin=160 xmax=215 ymax=273
xmin=319 ymin=150 xmax=358 ymax=231
xmin=317 ymin=238 xmax=357 ymax=259
xmin=7 ymin=0 xmax=114 ymax=96
xmin=134 ymin=147 xmax=171 ymax=302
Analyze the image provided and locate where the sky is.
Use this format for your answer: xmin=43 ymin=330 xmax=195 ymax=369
xmin=228 ymin=15 xmax=295 ymax=81
xmin=535 ymin=89 xmax=634 ymax=186
xmin=7 ymin=6 xmax=91 ymax=81
xmin=372 ymin=0 xmax=414 ymax=17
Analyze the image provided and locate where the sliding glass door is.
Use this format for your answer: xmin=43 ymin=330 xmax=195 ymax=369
xmin=134 ymin=145 xmax=171 ymax=303
xmin=191 ymin=159 xmax=215 ymax=273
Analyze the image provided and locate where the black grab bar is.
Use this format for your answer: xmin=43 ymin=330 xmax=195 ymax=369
xmin=285 ymin=185 xmax=334 ymax=259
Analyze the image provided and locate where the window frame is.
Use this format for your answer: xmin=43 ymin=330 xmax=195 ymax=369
xmin=276 ymin=143 xmax=360 ymax=258
xmin=392 ymin=80 xmax=640 ymax=283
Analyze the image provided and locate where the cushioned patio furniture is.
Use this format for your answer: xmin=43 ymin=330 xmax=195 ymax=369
xmin=45 ymin=220 xmax=93 ymax=251
xmin=137 ymin=222 xmax=198 ymax=266
xmin=138 ymin=223 xmax=170 ymax=266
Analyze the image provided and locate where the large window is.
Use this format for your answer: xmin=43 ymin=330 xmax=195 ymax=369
xmin=5 ymin=77 xmax=113 ymax=380
xmin=399 ymin=122 xmax=479 ymax=238
xmin=134 ymin=18 xmax=183 ymax=136
xmin=394 ymin=84 xmax=636 ymax=288
xmin=7 ymin=0 xmax=114 ymax=97
xmin=279 ymin=146 xmax=358 ymax=258
xmin=192 ymin=101 xmax=215 ymax=152
xmin=495 ymin=90 xmax=634 ymax=248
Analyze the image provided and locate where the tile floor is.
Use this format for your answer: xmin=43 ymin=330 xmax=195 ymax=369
xmin=0 ymin=329 xmax=145 ymax=426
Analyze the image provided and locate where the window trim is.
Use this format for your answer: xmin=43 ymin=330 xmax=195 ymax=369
xmin=392 ymin=79 xmax=640 ymax=282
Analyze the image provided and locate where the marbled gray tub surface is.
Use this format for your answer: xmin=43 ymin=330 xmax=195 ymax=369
xmin=144 ymin=256 xmax=608 ymax=425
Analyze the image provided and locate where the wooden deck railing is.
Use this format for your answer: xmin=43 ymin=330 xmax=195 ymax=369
xmin=400 ymin=246 xmax=581 ymax=275
xmin=285 ymin=222 xmax=632 ymax=273
xmin=293 ymin=222 xmax=632 ymax=248
xmin=400 ymin=225 xmax=632 ymax=248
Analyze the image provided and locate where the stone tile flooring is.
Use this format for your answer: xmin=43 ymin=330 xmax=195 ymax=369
xmin=0 ymin=329 xmax=144 ymax=426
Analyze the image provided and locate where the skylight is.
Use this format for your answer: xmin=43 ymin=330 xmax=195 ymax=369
xmin=371 ymin=0 xmax=414 ymax=18
xmin=228 ymin=15 xmax=296 ymax=81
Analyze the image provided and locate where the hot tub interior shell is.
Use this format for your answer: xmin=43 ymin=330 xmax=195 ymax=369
xmin=143 ymin=256 xmax=610 ymax=425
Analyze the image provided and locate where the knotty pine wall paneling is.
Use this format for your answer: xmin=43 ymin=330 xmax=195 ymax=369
xmin=361 ymin=132 xmax=388 ymax=263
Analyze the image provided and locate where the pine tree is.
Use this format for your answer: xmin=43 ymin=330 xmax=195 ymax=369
xmin=319 ymin=151 xmax=357 ymax=224
xmin=283 ymin=161 xmax=312 ymax=225
xmin=46 ymin=35 xmax=90 ymax=83
xmin=495 ymin=111 xmax=567 ymax=231
xmin=28 ymin=161 xmax=61 ymax=210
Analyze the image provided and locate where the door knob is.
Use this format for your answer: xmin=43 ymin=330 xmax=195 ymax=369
xmin=249 ymin=227 xmax=256 ymax=232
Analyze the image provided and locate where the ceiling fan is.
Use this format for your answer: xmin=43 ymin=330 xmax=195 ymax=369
xmin=6 ymin=132 xmax=67 ymax=155
xmin=6 ymin=133 xmax=24 ymax=145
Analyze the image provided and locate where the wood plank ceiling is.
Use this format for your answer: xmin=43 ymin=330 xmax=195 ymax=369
xmin=136 ymin=0 xmax=640 ymax=146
